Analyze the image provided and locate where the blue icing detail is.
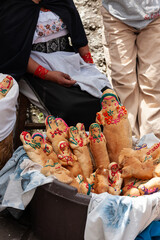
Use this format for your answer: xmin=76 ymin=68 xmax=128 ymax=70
xmin=100 ymin=196 xmax=132 ymax=230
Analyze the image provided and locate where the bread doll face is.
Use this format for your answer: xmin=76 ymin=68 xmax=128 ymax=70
xmin=32 ymin=133 xmax=44 ymax=145
xmin=21 ymin=131 xmax=32 ymax=143
xmin=0 ymin=76 xmax=13 ymax=89
xmin=59 ymin=141 xmax=70 ymax=154
xmin=101 ymin=96 xmax=119 ymax=110
xmin=45 ymin=115 xmax=56 ymax=129
xmin=69 ymin=126 xmax=79 ymax=139
xmin=55 ymin=118 xmax=68 ymax=132
xmin=109 ymin=163 xmax=119 ymax=172
xmin=76 ymin=123 xmax=88 ymax=138
xmin=90 ymin=123 xmax=101 ymax=137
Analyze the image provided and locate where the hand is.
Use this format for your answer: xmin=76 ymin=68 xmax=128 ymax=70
xmin=45 ymin=71 xmax=76 ymax=87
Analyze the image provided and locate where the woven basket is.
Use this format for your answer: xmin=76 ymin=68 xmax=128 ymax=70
xmin=0 ymin=131 xmax=13 ymax=170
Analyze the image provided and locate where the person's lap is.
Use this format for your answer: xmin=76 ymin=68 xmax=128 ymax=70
xmin=24 ymin=73 xmax=101 ymax=130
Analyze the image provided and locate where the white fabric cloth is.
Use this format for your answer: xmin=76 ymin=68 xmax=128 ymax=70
xmin=0 ymin=146 xmax=54 ymax=214
xmin=30 ymin=51 xmax=111 ymax=98
xmin=33 ymin=10 xmax=68 ymax=44
xmin=85 ymin=192 xmax=160 ymax=240
xmin=0 ymin=73 xmax=19 ymax=141
xmin=84 ymin=133 xmax=160 ymax=240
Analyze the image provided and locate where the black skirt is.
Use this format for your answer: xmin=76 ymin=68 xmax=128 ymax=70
xmin=25 ymin=73 xmax=101 ymax=130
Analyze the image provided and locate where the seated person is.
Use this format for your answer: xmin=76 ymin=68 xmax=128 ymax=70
xmin=0 ymin=0 xmax=111 ymax=130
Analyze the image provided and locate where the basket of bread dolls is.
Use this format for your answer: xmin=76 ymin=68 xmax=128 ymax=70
xmin=20 ymin=89 xmax=160 ymax=240
xmin=0 ymin=73 xmax=19 ymax=170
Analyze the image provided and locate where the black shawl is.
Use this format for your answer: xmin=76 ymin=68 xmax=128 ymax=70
xmin=0 ymin=0 xmax=88 ymax=80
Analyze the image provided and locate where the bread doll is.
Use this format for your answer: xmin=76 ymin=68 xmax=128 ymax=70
xmin=76 ymin=123 xmax=89 ymax=145
xmin=87 ymin=172 xmax=96 ymax=191
xmin=41 ymin=159 xmax=80 ymax=190
xmin=68 ymin=126 xmax=93 ymax=178
xmin=108 ymin=162 xmax=123 ymax=195
xmin=94 ymin=166 xmax=109 ymax=194
xmin=0 ymin=75 xmax=13 ymax=99
xmin=138 ymin=177 xmax=160 ymax=195
xmin=122 ymin=178 xmax=145 ymax=197
xmin=96 ymin=89 xmax=132 ymax=163
xmin=75 ymin=174 xmax=91 ymax=195
xmin=32 ymin=132 xmax=59 ymax=163
xmin=45 ymin=115 xmax=69 ymax=154
xmin=89 ymin=123 xmax=110 ymax=169
xmin=77 ymin=122 xmax=96 ymax=170
xmin=57 ymin=140 xmax=85 ymax=178
xmin=119 ymin=148 xmax=154 ymax=180
xmin=146 ymin=142 xmax=160 ymax=160
xmin=20 ymin=131 xmax=46 ymax=166
xmin=147 ymin=142 xmax=160 ymax=177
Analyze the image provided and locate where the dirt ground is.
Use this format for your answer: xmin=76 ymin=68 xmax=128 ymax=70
xmin=74 ymin=0 xmax=107 ymax=74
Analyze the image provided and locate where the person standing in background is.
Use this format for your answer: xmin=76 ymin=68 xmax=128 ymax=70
xmin=101 ymin=0 xmax=160 ymax=140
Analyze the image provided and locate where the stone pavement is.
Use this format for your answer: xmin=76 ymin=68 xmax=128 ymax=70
xmin=0 ymin=209 xmax=39 ymax=240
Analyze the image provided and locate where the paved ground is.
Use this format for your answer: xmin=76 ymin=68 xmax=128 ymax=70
xmin=0 ymin=209 xmax=38 ymax=240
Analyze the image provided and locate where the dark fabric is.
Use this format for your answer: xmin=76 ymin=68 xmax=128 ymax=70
xmin=32 ymin=35 xmax=73 ymax=53
xmin=0 ymin=0 xmax=88 ymax=80
xmin=25 ymin=74 xmax=101 ymax=130
xmin=135 ymin=221 xmax=160 ymax=240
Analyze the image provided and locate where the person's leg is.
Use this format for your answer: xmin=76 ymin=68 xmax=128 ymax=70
xmin=137 ymin=17 xmax=160 ymax=139
xmin=101 ymin=7 xmax=140 ymax=139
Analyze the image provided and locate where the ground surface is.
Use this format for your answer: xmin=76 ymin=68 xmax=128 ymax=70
xmin=0 ymin=1 xmax=106 ymax=239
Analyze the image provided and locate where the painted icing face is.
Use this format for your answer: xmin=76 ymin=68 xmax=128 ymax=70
xmin=90 ymin=123 xmax=101 ymax=137
xmin=46 ymin=115 xmax=55 ymax=129
xmin=59 ymin=141 xmax=70 ymax=154
xmin=70 ymin=127 xmax=79 ymax=139
xmin=110 ymin=163 xmax=119 ymax=172
xmin=21 ymin=131 xmax=32 ymax=142
xmin=32 ymin=133 xmax=45 ymax=147
xmin=56 ymin=118 xmax=68 ymax=131
xmin=77 ymin=123 xmax=88 ymax=138
xmin=102 ymin=96 xmax=119 ymax=110
xmin=0 ymin=76 xmax=13 ymax=92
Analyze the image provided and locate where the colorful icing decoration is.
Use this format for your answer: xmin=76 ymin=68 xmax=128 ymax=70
xmin=69 ymin=126 xmax=83 ymax=147
xmin=96 ymin=89 xmax=132 ymax=164
xmin=108 ymin=162 xmax=123 ymax=195
xmin=89 ymin=123 xmax=110 ymax=169
xmin=0 ymin=75 xmax=13 ymax=99
xmin=57 ymin=141 xmax=74 ymax=166
xmin=138 ymin=177 xmax=160 ymax=195
xmin=76 ymin=174 xmax=91 ymax=195
xmin=68 ymin=126 xmax=93 ymax=178
xmin=89 ymin=123 xmax=103 ymax=143
xmin=45 ymin=116 xmax=69 ymax=154
xmin=45 ymin=115 xmax=56 ymax=129
xmin=32 ymin=133 xmax=50 ymax=153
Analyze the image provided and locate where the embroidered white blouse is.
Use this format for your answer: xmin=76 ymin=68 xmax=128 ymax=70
xmin=33 ymin=10 xmax=68 ymax=44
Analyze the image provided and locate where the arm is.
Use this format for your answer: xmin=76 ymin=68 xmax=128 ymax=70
xmin=78 ymin=45 xmax=94 ymax=64
xmin=27 ymin=57 xmax=76 ymax=87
